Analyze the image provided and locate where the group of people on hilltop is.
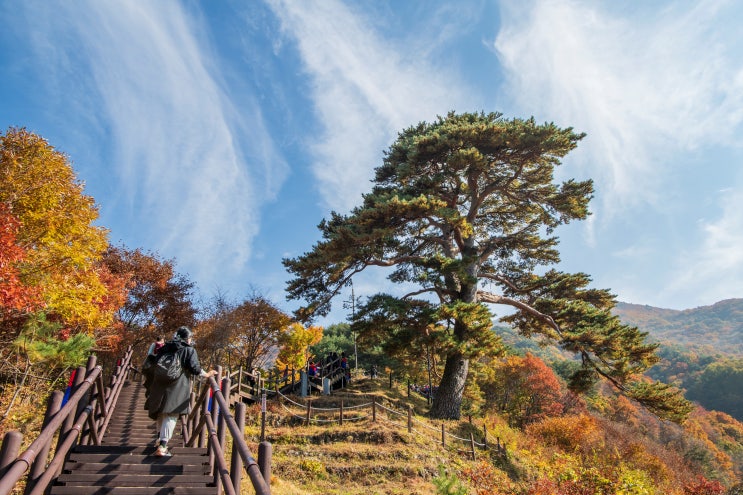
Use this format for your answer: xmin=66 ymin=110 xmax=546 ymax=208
xmin=141 ymin=326 xmax=216 ymax=457
xmin=306 ymin=352 xmax=356 ymax=388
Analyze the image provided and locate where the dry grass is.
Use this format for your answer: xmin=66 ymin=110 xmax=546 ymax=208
xmin=237 ymin=377 xmax=484 ymax=495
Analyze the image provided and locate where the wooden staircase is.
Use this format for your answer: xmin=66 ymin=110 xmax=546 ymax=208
xmin=49 ymin=380 xmax=216 ymax=495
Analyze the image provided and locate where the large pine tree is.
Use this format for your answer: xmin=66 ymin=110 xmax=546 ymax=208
xmin=284 ymin=112 xmax=690 ymax=422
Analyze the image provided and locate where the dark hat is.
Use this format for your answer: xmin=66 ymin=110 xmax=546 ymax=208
xmin=175 ymin=326 xmax=193 ymax=341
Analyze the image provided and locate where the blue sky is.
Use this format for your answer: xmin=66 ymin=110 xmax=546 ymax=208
xmin=2 ymin=0 xmax=742 ymax=323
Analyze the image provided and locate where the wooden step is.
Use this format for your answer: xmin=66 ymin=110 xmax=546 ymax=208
xmin=61 ymin=462 xmax=209 ymax=475
xmin=72 ymin=446 xmax=203 ymax=455
xmin=50 ymin=487 xmax=216 ymax=495
xmin=65 ymin=453 xmax=209 ymax=466
xmin=56 ymin=473 xmax=213 ymax=486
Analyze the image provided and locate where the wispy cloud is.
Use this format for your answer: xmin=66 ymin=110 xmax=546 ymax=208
xmin=493 ymin=0 xmax=743 ymax=308
xmin=494 ymin=0 xmax=743 ymax=216
xmin=23 ymin=1 xmax=287 ymax=291
xmin=266 ymin=0 xmax=472 ymax=213
xmin=667 ymin=187 xmax=743 ymax=304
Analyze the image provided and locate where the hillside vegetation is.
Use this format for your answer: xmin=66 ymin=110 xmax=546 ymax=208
xmin=613 ymin=299 xmax=743 ymax=355
xmin=239 ymin=375 xmax=742 ymax=494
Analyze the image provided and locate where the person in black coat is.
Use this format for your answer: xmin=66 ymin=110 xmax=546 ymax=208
xmin=144 ymin=326 xmax=216 ymax=457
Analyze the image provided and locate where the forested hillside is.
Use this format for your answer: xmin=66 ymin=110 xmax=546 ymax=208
xmin=614 ymin=300 xmax=743 ymax=422
xmin=613 ymin=299 xmax=743 ymax=355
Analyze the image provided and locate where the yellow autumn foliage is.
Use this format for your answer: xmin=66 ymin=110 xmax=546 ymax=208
xmin=0 ymin=128 xmax=112 ymax=332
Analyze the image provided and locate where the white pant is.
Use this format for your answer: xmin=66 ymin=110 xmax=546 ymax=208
xmin=156 ymin=414 xmax=178 ymax=444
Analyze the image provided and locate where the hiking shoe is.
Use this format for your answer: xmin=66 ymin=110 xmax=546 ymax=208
xmin=154 ymin=445 xmax=171 ymax=457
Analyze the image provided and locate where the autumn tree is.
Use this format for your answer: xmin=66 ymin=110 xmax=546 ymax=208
xmin=276 ymin=322 xmax=323 ymax=371
xmin=482 ymin=353 xmax=564 ymax=427
xmin=0 ymin=203 xmax=42 ymax=333
xmin=101 ymin=245 xmax=196 ymax=352
xmin=0 ymin=128 xmax=112 ymax=333
xmin=198 ymin=292 xmax=292 ymax=371
xmin=284 ymin=112 xmax=690 ymax=421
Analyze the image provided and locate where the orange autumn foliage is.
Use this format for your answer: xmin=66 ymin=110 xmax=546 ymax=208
xmin=0 ymin=203 xmax=41 ymax=317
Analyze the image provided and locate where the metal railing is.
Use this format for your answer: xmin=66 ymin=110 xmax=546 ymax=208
xmin=0 ymin=347 xmax=135 ymax=495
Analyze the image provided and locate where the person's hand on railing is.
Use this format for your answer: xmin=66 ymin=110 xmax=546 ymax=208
xmin=198 ymin=369 xmax=218 ymax=382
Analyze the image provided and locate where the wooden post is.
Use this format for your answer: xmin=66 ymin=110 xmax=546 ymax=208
xmin=199 ymin=389 xmax=209 ymax=448
xmin=230 ymin=403 xmax=246 ymax=491
xmin=214 ymin=378 xmax=229 ymax=495
xmin=407 ymin=405 xmax=412 ymax=433
xmin=470 ymin=432 xmax=476 ymax=461
xmin=339 ymin=400 xmax=344 ymax=426
xmin=237 ymin=366 xmax=243 ymax=402
xmin=372 ymin=398 xmax=376 ymax=422
xmin=56 ymin=367 xmax=85 ymax=461
xmin=258 ymin=441 xmax=272 ymax=494
xmin=260 ymin=393 xmax=267 ymax=443
xmin=407 ymin=380 xmax=410 ymax=397
xmin=85 ymin=354 xmax=97 ymax=375
xmin=26 ymin=391 xmax=63 ymax=494
xmin=306 ymin=400 xmax=312 ymax=426
xmin=441 ymin=424 xmax=445 ymax=447
xmin=0 ymin=431 xmax=22 ymax=479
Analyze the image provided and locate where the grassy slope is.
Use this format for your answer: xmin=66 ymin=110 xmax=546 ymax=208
xmin=241 ymin=377 xmax=486 ymax=495
xmin=235 ymin=375 xmax=742 ymax=494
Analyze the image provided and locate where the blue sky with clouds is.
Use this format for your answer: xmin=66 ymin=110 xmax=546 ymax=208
xmin=2 ymin=0 xmax=742 ymax=322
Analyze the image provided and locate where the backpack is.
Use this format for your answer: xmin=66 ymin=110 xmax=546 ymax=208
xmin=152 ymin=348 xmax=183 ymax=383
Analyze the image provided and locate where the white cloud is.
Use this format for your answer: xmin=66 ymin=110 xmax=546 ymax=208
xmin=494 ymin=0 xmax=743 ymax=217
xmin=24 ymin=1 xmax=287 ymax=290
xmin=266 ymin=0 xmax=471 ymax=213
xmin=667 ymin=188 xmax=743 ymax=304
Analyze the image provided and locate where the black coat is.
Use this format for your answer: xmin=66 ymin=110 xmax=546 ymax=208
xmin=144 ymin=340 xmax=204 ymax=420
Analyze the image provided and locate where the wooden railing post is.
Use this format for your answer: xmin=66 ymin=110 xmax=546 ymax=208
xmin=214 ymin=377 xmax=229 ymax=495
xmin=236 ymin=366 xmax=243 ymax=401
xmin=258 ymin=442 xmax=272 ymax=494
xmin=441 ymin=424 xmax=445 ymax=447
xmin=470 ymin=432 xmax=476 ymax=460
xmin=230 ymin=402 xmax=246 ymax=492
xmin=339 ymin=400 xmax=344 ymax=426
xmin=0 ymin=432 xmax=21 ymax=479
xmin=407 ymin=405 xmax=412 ymax=433
xmin=200 ymin=388 xmax=210 ymax=448
xmin=85 ymin=354 xmax=97 ymax=374
xmin=306 ymin=400 xmax=311 ymax=426
xmin=209 ymin=370 xmax=223 ymax=475
xmin=260 ymin=393 xmax=267 ymax=443
xmin=55 ymin=367 xmax=85 ymax=465
xmin=372 ymin=398 xmax=376 ymax=422
xmin=24 ymin=391 xmax=63 ymax=494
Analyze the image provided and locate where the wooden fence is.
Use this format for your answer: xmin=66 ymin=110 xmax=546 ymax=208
xmin=272 ymin=387 xmax=508 ymax=462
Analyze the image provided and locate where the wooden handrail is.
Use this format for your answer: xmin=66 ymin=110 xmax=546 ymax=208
xmin=204 ymin=413 xmax=236 ymax=495
xmin=0 ymin=346 xmax=135 ymax=495
xmin=0 ymin=367 xmax=102 ymax=495
xmin=187 ymin=376 xmax=271 ymax=495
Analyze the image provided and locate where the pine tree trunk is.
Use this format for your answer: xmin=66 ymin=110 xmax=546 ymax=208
xmin=429 ymin=351 xmax=469 ymax=419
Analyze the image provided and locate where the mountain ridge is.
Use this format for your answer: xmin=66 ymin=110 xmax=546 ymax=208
xmin=613 ymin=298 xmax=743 ymax=355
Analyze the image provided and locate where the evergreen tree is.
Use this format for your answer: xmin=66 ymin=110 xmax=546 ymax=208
xmin=284 ymin=112 xmax=690 ymax=421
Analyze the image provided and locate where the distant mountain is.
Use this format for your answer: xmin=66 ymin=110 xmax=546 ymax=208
xmin=613 ymin=299 xmax=743 ymax=355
